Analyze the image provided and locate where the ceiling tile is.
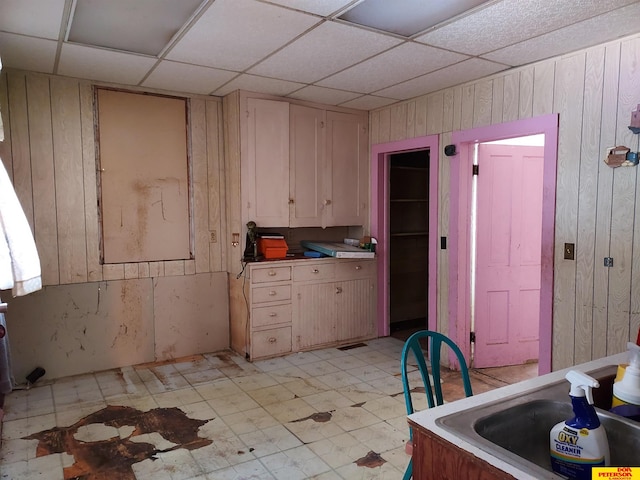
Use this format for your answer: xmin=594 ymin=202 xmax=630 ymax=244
xmin=339 ymin=95 xmax=397 ymax=110
xmin=212 ymin=73 xmax=304 ymax=97
xmin=262 ymin=0 xmax=357 ymax=16
xmin=142 ymin=61 xmax=237 ymax=95
xmin=166 ymin=0 xmax=321 ymax=71
xmin=0 ymin=0 xmax=65 ymax=40
xmin=415 ymin=0 xmax=640 ymax=56
xmin=287 ymin=85 xmax=361 ymax=105
xmin=483 ymin=2 xmax=640 ymax=66
xmin=0 ymin=33 xmax=57 ymax=73
xmin=58 ymin=44 xmax=157 ymax=85
xmin=375 ymin=58 xmax=508 ymax=100
xmin=249 ymin=21 xmax=401 ymax=83
xmin=317 ymin=42 xmax=469 ymax=93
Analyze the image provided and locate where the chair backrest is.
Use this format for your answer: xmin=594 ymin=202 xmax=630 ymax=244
xmin=400 ymin=330 xmax=473 ymax=417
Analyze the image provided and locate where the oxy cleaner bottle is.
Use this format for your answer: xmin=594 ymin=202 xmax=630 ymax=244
xmin=549 ymin=370 xmax=610 ymax=480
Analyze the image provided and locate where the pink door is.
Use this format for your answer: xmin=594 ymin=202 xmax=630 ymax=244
xmin=474 ymin=144 xmax=544 ymax=368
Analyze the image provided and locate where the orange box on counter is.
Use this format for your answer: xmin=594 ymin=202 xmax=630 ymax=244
xmin=257 ymin=238 xmax=288 ymax=259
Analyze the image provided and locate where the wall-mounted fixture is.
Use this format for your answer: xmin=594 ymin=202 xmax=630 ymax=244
xmin=444 ymin=144 xmax=457 ymax=156
xmin=605 ymin=146 xmax=638 ymax=168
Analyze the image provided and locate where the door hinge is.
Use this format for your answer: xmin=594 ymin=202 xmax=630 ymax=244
xmin=470 ymin=331 xmax=476 ymax=343
xmin=472 ymin=164 xmax=479 ymax=176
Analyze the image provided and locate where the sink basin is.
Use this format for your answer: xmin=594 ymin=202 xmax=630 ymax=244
xmin=436 ymin=365 xmax=640 ymax=478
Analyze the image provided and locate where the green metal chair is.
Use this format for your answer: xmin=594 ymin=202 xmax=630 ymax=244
xmin=400 ymin=330 xmax=473 ymax=480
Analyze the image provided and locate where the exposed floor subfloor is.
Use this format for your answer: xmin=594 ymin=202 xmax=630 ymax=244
xmin=0 ymin=337 xmax=536 ymax=480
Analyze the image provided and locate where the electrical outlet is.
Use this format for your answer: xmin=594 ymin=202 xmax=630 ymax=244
xmin=210 ymin=230 xmax=217 ymax=243
xmin=564 ymin=243 xmax=575 ymax=260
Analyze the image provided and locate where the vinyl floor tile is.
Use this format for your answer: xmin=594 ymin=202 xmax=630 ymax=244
xmin=0 ymin=336 xmax=535 ymax=480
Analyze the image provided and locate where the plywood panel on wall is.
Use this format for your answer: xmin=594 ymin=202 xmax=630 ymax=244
xmin=6 ymin=279 xmax=155 ymax=380
xmin=97 ymin=89 xmax=190 ymax=264
xmin=154 ymin=272 xmax=229 ymax=360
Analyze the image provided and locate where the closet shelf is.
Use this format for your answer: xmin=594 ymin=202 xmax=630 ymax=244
xmin=390 ymin=232 xmax=428 ymax=237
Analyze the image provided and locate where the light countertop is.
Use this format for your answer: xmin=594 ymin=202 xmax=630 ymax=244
xmin=408 ymin=352 xmax=628 ymax=480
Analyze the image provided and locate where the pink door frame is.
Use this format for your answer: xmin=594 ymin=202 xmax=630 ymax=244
xmin=449 ymin=114 xmax=558 ymax=375
xmin=371 ymin=136 xmax=440 ymax=337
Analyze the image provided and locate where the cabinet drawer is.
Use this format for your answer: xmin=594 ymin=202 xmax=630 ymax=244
xmin=293 ymin=263 xmax=335 ymax=282
xmin=336 ymin=260 xmax=376 ymax=280
xmin=252 ymin=285 xmax=292 ymax=304
xmin=252 ymin=327 xmax=292 ymax=358
xmin=252 ymin=266 xmax=291 ymax=284
xmin=252 ymin=303 xmax=292 ymax=328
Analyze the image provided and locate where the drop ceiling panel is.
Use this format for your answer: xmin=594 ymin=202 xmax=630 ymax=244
xmin=249 ymin=21 xmax=402 ymax=83
xmin=0 ymin=33 xmax=58 ymax=73
xmin=213 ymin=74 xmax=304 ymax=97
xmin=339 ymin=94 xmax=397 ymax=110
xmin=166 ymin=0 xmax=321 ymax=71
xmin=58 ymin=44 xmax=157 ymax=85
xmin=484 ymin=2 xmax=640 ymax=66
xmin=415 ymin=0 xmax=640 ymax=57
xmin=68 ymin=0 xmax=205 ymax=56
xmin=263 ymin=0 xmax=357 ymax=16
xmin=317 ymin=42 xmax=469 ymax=93
xmin=288 ymin=85 xmax=362 ymax=105
xmin=142 ymin=61 xmax=237 ymax=95
xmin=0 ymin=0 xmax=65 ymax=40
xmin=375 ymin=58 xmax=507 ymax=100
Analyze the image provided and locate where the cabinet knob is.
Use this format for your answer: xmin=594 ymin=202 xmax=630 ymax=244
xmin=269 ymin=291 xmax=277 ymax=296
xmin=323 ymin=199 xmax=332 ymax=206
xmin=336 ymin=287 xmax=343 ymax=294
xmin=355 ymin=265 xmax=362 ymax=270
xmin=312 ymin=269 xmax=320 ymax=274
xmin=268 ymin=337 xmax=277 ymax=344
xmin=269 ymin=312 xmax=277 ymax=317
xmin=289 ymin=198 xmax=294 ymax=204
xmin=268 ymin=270 xmax=277 ymax=276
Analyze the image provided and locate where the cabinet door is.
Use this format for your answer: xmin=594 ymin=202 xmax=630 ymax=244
xmin=324 ymin=111 xmax=368 ymax=226
xmin=290 ymin=105 xmax=324 ymax=227
xmin=295 ymin=282 xmax=337 ymax=349
xmin=336 ymin=278 xmax=376 ymax=342
xmin=244 ymin=98 xmax=290 ymax=226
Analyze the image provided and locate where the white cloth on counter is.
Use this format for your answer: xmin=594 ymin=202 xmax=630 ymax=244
xmin=0 ymin=159 xmax=42 ymax=296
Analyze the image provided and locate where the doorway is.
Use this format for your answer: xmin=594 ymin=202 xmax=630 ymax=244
xmin=370 ymin=136 xmax=440 ymax=338
xmin=388 ymin=150 xmax=430 ymax=338
xmin=449 ymin=114 xmax=558 ymax=375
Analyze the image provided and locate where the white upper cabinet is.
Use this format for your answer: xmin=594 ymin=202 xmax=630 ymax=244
xmin=243 ymin=98 xmax=290 ymax=227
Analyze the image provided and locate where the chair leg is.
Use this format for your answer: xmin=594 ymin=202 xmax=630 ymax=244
xmin=402 ymin=458 xmax=413 ymax=480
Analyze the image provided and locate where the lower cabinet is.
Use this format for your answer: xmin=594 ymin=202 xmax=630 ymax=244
xmin=231 ymin=258 xmax=377 ymax=360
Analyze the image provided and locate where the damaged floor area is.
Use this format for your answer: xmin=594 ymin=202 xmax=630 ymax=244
xmin=0 ymin=337 xmax=536 ymax=479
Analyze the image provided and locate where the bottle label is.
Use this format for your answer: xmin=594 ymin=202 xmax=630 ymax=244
xmin=550 ymin=426 xmax=605 ymax=480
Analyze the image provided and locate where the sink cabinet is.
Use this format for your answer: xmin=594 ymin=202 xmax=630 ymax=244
xmin=229 ymin=257 xmax=376 ymax=360
xmin=411 ymin=424 xmax=515 ymax=480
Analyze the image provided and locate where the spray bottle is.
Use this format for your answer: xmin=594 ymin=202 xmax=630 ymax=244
xmin=550 ymin=370 xmax=609 ymax=480
xmin=611 ymin=342 xmax=640 ymax=420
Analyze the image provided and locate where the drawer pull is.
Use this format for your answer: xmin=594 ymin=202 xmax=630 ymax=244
xmin=312 ymin=269 xmax=320 ymax=274
xmin=336 ymin=287 xmax=343 ymax=294
xmin=268 ymin=270 xmax=277 ymax=276
xmin=269 ymin=291 xmax=277 ymax=296
xmin=355 ymin=265 xmax=362 ymax=270
xmin=268 ymin=337 xmax=277 ymax=344
xmin=269 ymin=312 xmax=277 ymax=317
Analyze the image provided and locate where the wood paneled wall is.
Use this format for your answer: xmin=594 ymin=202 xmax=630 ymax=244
xmin=370 ymin=33 xmax=640 ymax=370
xmin=0 ymin=71 xmax=230 ymax=379
xmin=0 ymin=70 xmax=227 ymax=284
